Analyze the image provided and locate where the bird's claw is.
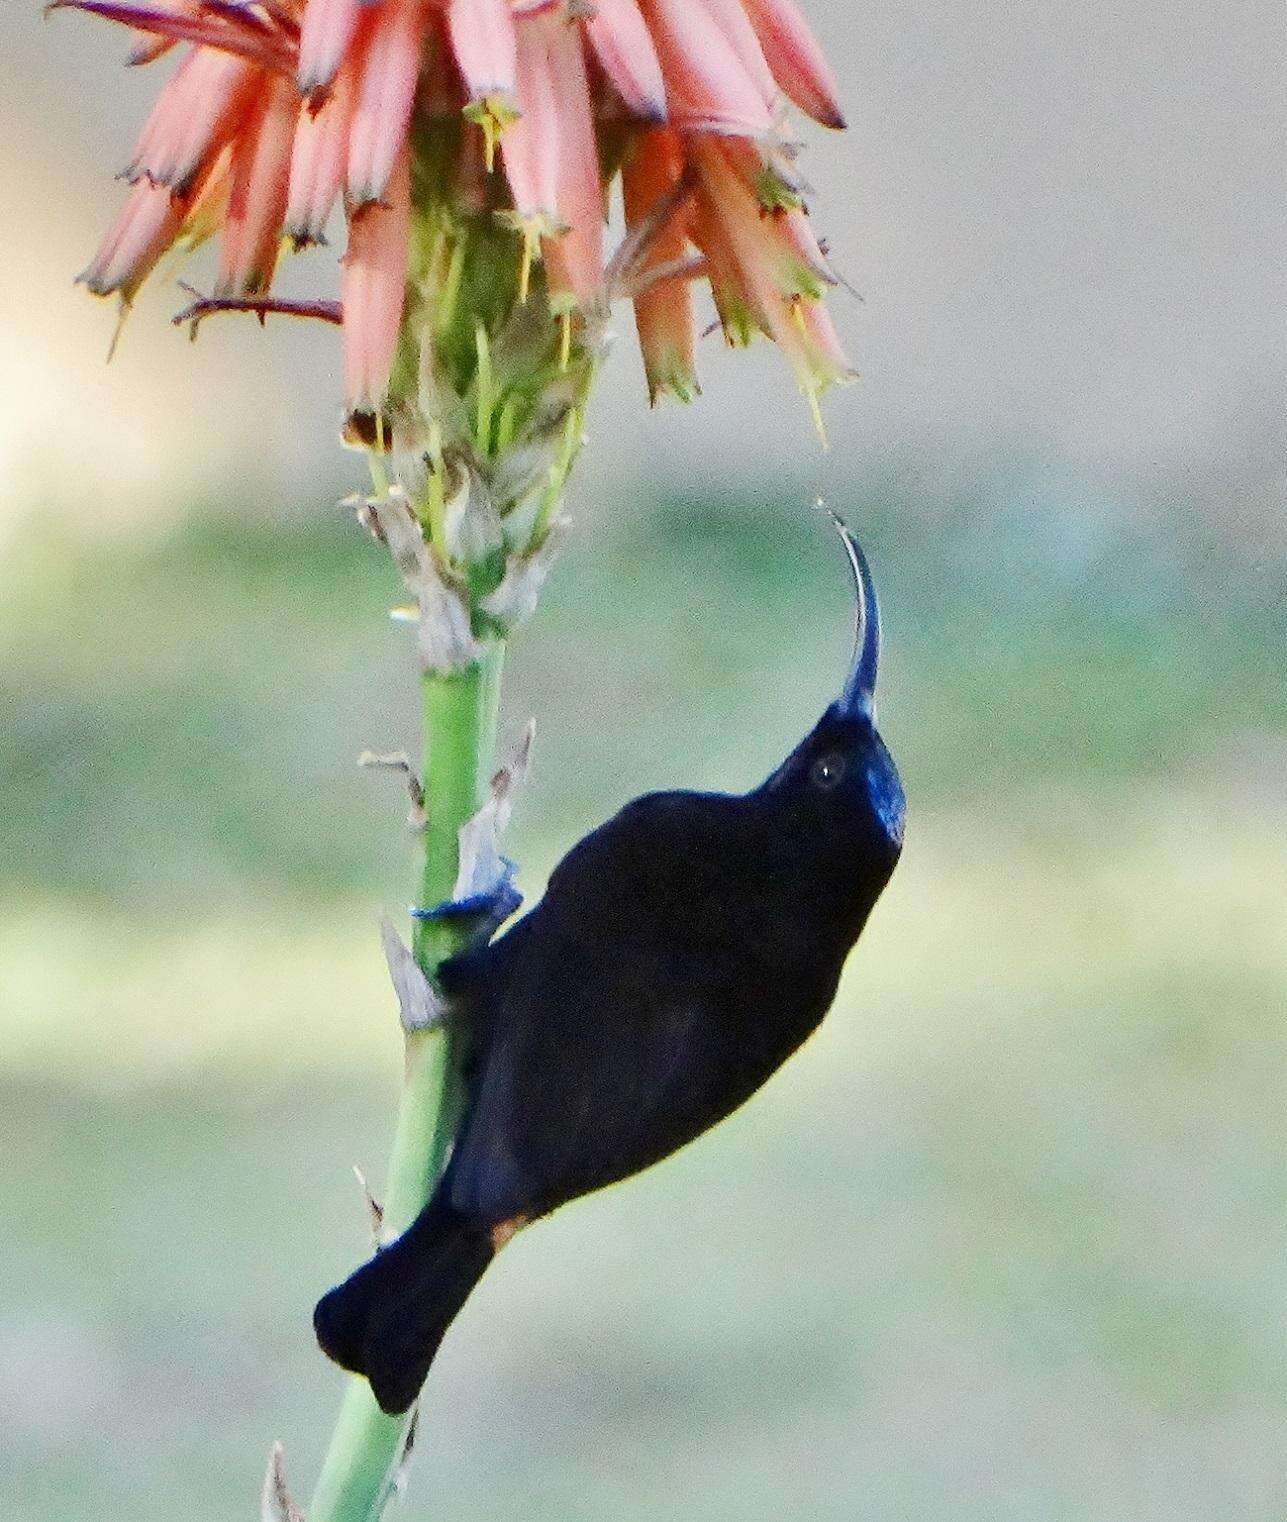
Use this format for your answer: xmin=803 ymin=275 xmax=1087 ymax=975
xmin=410 ymin=722 xmax=533 ymax=949
xmin=410 ymin=868 xmax=522 ymax=949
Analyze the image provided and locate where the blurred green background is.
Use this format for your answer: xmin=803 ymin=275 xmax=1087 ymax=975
xmin=3 ymin=487 xmax=1284 ymax=1521
xmin=3 ymin=0 xmax=1286 ymax=1518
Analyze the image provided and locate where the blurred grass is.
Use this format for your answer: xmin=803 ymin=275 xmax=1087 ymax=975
xmin=1 ymin=490 xmax=1284 ymax=1520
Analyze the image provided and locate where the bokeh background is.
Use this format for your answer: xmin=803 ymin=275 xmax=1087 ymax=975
xmin=3 ymin=2 xmax=1285 ymax=1518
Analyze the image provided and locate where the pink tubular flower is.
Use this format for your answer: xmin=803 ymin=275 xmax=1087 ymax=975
xmin=739 ymin=0 xmax=845 ymax=128
xmin=342 ymin=144 xmax=412 ymax=412
xmin=345 ymin=0 xmax=424 ymax=208
xmin=126 ymin=45 xmax=258 ymax=194
xmin=447 ymin=0 xmax=516 ymax=109
xmin=285 ymin=47 xmax=359 ymax=247
xmin=297 ymin=0 xmax=363 ymax=96
xmin=61 ymin=0 xmax=853 ymax=418
xmin=622 ymin=128 xmax=696 ymax=403
xmin=80 ymin=177 xmax=185 ymax=300
xmin=218 ymin=73 xmax=297 ymax=294
xmin=125 ymin=0 xmax=196 ymax=66
xmin=583 ymin=0 xmax=664 ymax=123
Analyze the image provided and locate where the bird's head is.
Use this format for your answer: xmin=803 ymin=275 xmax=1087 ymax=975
xmin=760 ymin=519 xmax=905 ymax=879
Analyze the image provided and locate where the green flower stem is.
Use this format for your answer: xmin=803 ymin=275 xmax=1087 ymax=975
xmin=310 ymin=641 xmax=506 ymax=1522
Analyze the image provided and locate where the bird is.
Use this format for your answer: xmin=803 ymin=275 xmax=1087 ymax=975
xmin=314 ymin=519 xmax=906 ymax=1416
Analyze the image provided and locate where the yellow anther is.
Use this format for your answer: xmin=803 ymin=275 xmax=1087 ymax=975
xmin=518 ymin=226 xmax=536 ymax=305
xmin=806 ymin=386 xmax=828 ymax=450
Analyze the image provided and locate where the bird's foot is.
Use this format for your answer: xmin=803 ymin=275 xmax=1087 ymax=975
xmin=377 ymin=723 xmax=532 ymax=1035
xmin=410 ymin=721 xmax=534 ymax=950
xmin=409 ymin=869 xmax=522 ymax=950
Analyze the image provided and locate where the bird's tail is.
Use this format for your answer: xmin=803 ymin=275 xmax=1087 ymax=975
xmin=313 ymin=1194 xmax=495 ymax=1415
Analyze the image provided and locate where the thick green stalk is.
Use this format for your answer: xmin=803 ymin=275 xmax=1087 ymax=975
xmin=310 ymin=642 xmax=506 ymax=1522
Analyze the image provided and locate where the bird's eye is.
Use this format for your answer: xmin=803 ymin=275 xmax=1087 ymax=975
xmin=810 ymin=753 xmax=847 ymax=790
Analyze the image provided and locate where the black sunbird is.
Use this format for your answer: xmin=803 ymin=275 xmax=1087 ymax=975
xmin=315 ymin=521 xmax=906 ymax=1415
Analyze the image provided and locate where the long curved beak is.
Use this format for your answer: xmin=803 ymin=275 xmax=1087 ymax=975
xmin=830 ymin=515 xmax=881 ymax=718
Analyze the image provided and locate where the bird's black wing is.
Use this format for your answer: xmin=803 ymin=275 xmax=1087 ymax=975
xmin=442 ymin=791 xmax=792 ymax=1224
